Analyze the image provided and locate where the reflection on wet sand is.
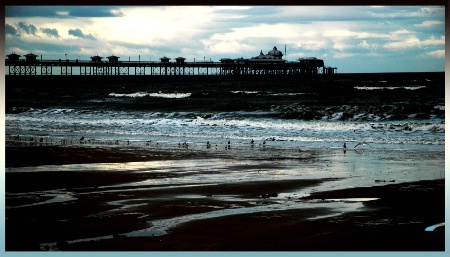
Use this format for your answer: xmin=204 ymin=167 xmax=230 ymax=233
xmin=5 ymin=145 xmax=445 ymax=251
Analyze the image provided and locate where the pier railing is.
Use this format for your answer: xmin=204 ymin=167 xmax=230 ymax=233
xmin=5 ymin=59 xmax=336 ymax=76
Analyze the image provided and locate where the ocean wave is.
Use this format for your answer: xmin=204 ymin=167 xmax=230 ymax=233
xmin=268 ymin=92 xmax=308 ymax=96
xmin=7 ymin=106 xmax=444 ymax=138
xmin=230 ymin=91 xmax=259 ymax=94
xmin=7 ymin=107 xmax=34 ymax=114
xmin=433 ymin=105 xmax=444 ymax=111
xmin=11 ymin=108 xmax=78 ymax=115
xmin=189 ymin=91 xmax=261 ymax=98
xmin=188 ymin=91 xmax=307 ymax=98
xmin=272 ymin=103 xmax=444 ymax=121
xmin=109 ymin=92 xmax=192 ymax=98
xmin=354 ymin=86 xmax=426 ymax=90
xmin=6 ymin=110 xmax=444 ymax=152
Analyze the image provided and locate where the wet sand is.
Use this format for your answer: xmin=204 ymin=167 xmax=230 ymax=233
xmin=5 ymin=145 xmax=445 ymax=251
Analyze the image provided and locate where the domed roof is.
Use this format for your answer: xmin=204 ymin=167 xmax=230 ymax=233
xmin=268 ymin=46 xmax=283 ymax=57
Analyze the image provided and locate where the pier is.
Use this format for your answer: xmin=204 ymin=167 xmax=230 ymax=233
xmin=5 ymin=59 xmax=337 ymax=76
xmin=5 ymin=47 xmax=337 ymax=77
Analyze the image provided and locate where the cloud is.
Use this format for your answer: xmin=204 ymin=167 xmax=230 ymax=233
xmin=4 ymin=6 xmax=445 ymax=73
xmin=358 ymin=40 xmax=371 ymax=49
xmin=419 ymin=7 xmax=444 ymax=14
xmin=298 ymin=40 xmax=327 ymax=51
xmin=323 ymin=29 xmax=358 ymax=38
xmin=422 ymin=35 xmax=445 ymax=45
xmin=63 ymin=6 xmax=125 ymax=18
xmin=68 ymin=28 xmax=95 ymax=40
xmin=426 ymin=50 xmax=444 ymax=58
xmin=5 ymin=6 xmax=124 ymax=18
xmin=17 ymin=22 xmax=38 ymax=35
xmin=383 ymin=37 xmax=421 ymax=50
xmin=333 ymin=41 xmax=353 ymax=51
xmin=41 ymin=28 xmax=60 ymax=38
xmin=414 ymin=20 xmax=444 ymax=27
xmin=200 ymin=40 xmax=254 ymax=55
xmin=5 ymin=24 xmax=18 ymax=36
xmin=383 ymin=35 xmax=444 ymax=50
xmin=333 ymin=52 xmax=355 ymax=58
xmin=56 ymin=11 xmax=70 ymax=16
xmin=368 ymin=6 xmax=444 ymax=19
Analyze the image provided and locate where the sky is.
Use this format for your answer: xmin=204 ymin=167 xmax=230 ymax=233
xmin=4 ymin=5 xmax=446 ymax=73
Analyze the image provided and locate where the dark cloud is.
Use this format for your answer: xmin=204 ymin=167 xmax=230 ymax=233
xmin=66 ymin=6 xmax=124 ymax=17
xmin=5 ymin=6 xmax=124 ymax=18
xmin=17 ymin=22 xmax=38 ymax=35
xmin=68 ymin=28 xmax=95 ymax=40
xmin=41 ymin=28 xmax=60 ymax=38
xmin=5 ymin=38 xmax=81 ymax=58
xmin=5 ymin=24 xmax=18 ymax=36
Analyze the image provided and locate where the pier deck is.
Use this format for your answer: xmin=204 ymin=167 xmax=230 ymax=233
xmin=5 ymin=59 xmax=336 ymax=76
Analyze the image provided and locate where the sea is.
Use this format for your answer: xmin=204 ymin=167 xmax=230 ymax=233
xmin=5 ymin=73 xmax=446 ymax=250
xmin=5 ymin=72 xmax=445 ymax=152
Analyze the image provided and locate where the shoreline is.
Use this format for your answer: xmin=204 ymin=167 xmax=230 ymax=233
xmin=5 ymin=141 xmax=445 ymax=167
xmin=5 ymin=144 xmax=445 ymax=251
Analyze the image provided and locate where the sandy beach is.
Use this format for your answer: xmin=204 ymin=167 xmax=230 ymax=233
xmin=5 ymin=143 xmax=445 ymax=251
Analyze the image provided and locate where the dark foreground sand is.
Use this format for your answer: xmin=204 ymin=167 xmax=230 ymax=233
xmin=5 ymin=146 xmax=446 ymax=251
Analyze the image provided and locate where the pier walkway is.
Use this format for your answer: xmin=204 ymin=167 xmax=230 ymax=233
xmin=5 ymin=59 xmax=337 ymax=76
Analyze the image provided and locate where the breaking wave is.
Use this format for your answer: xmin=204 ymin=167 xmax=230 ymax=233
xmin=109 ymin=92 xmax=192 ymax=98
xmin=354 ymin=86 xmax=426 ymax=90
xmin=5 ymin=72 xmax=444 ymax=151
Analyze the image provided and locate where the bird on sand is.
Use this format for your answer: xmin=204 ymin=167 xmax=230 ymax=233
xmin=354 ymin=142 xmax=372 ymax=148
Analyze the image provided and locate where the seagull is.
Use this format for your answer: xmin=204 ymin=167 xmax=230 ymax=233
xmin=354 ymin=142 xmax=372 ymax=148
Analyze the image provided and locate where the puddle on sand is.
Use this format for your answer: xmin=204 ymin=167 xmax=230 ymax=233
xmin=6 ymin=192 xmax=77 ymax=209
xmin=123 ymin=199 xmax=371 ymax=238
xmin=315 ymin=198 xmax=380 ymax=203
xmin=39 ymin=194 xmax=378 ymax=250
xmin=40 ymin=235 xmax=115 ymax=251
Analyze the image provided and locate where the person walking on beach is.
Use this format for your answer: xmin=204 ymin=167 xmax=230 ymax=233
xmin=343 ymin=142 xmax=347 ymax=154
